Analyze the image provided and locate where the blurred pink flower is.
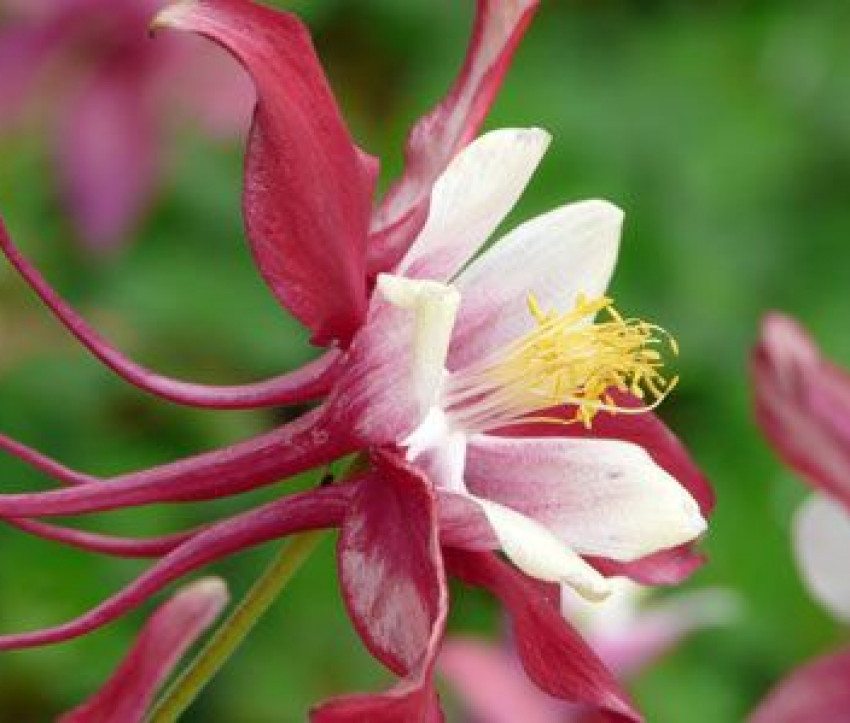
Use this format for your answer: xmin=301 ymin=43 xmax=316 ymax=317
xmin=561 ymin=580 xmax=737 ymax=680
xmin=750 ymin=313 xmax=850 ymax=721
xmin=61 ymin=577 xmax=228 ymax=723
xmin=749 ymin=646 xmax=850 ymax=723
xmin=440 ymin=580 xmax=737 ymax=723
xmin=0 ymin=0 xmax=253 ymax=250
xmin=0 ymin=0 xmax=713 ymax=719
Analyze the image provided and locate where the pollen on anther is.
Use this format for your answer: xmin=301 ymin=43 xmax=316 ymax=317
xmin=447 ymin=292 xmax=680 ymax=431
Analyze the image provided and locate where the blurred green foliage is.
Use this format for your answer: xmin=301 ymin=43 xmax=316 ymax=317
xmin=1 ymin=1 xmax=850 ymax=721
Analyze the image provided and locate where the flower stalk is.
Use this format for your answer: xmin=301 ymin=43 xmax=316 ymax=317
xmin=148 ymin=530 xmax=328 ymax=723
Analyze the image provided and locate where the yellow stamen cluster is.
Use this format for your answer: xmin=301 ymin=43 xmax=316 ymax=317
xmin=447 ymin=293 xmax=678 ymax=431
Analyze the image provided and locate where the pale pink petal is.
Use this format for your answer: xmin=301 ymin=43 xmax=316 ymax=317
xmin=396 ymin=128 xmax=550 ymax=282
xmin=465 ymin=434 xmax=706 ymax=562
xmin=449 ymin=200 xmax=623 ymax=370
xmin=749 ymin=645 xmax=850 ymax=723
xmin=753 ymin=312 xmax=850 ymax=508
xmin=501 ymin=395 xmax=714 ymax=585
xmin=57 ymin=69 xmax=157 ymax=250
xmin=439 ymin=638 xmax=566 ymax=723
xmin=369 ymin=0 xmax=541 ymax=272
xmin=60 ymin=578 xmax=228 ymax=723
xmin=793 ymin=493 xmax=850 ymax=622
xmin=432 ymin=422 xmax=705 ymax=597
xmin=501 ymin=393 xmax=714 ymax=519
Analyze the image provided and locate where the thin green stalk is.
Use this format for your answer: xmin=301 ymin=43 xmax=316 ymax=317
xmin=147 ymin=530 xmax=327 ymax=723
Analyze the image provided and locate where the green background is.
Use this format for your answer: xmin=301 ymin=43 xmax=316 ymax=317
xmin=1 ymin=1 xmax=850 ymax=720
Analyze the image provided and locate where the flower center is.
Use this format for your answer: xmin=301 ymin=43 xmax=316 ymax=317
xmin=445 ymin=293 xmax=678 ymax=431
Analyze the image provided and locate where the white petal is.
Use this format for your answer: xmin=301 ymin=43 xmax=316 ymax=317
xmin=405 ymin=406 xmax=453 ymax=461
xmin=793 ymin=493 xmax=850 ymax=622
xmin=405 ymin=408 xmax=469 ymax=493
xmin=449 ymin=200 xmax=623 ymax=370
xmin=377 ymin=274 xmax=459 ymax=414
xmin=396 ymin=128 xmax=551 ymax=282
xmin=465 ymin=435 xmax=706 ymax=561
xmin=561 ymin=577 xmax=645 ymax=631
xmin=476 ymin=497 xmax=611 ymax=601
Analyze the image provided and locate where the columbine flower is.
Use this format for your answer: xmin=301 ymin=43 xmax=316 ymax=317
xmin=440 ymin=580 xmax=737 ymax=723
xmin=749 ymin=313 xmax=850 ymax=721
xmin=309 ymin=128 xmax=711 ymax=720
xmin=334 ymin=127 xmax=707 ymax=601
xmin=0 ymin=0 xmax=253 ymax=249
xmin=0 ymin=0 xmax=712 ymax=719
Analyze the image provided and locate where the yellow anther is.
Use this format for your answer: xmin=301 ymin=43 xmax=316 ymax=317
xmin=482 ymin=293 xmax=679 ymax=429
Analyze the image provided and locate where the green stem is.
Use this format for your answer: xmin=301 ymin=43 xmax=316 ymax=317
xmin=147 ymin=530 xmax=327 ymax=723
